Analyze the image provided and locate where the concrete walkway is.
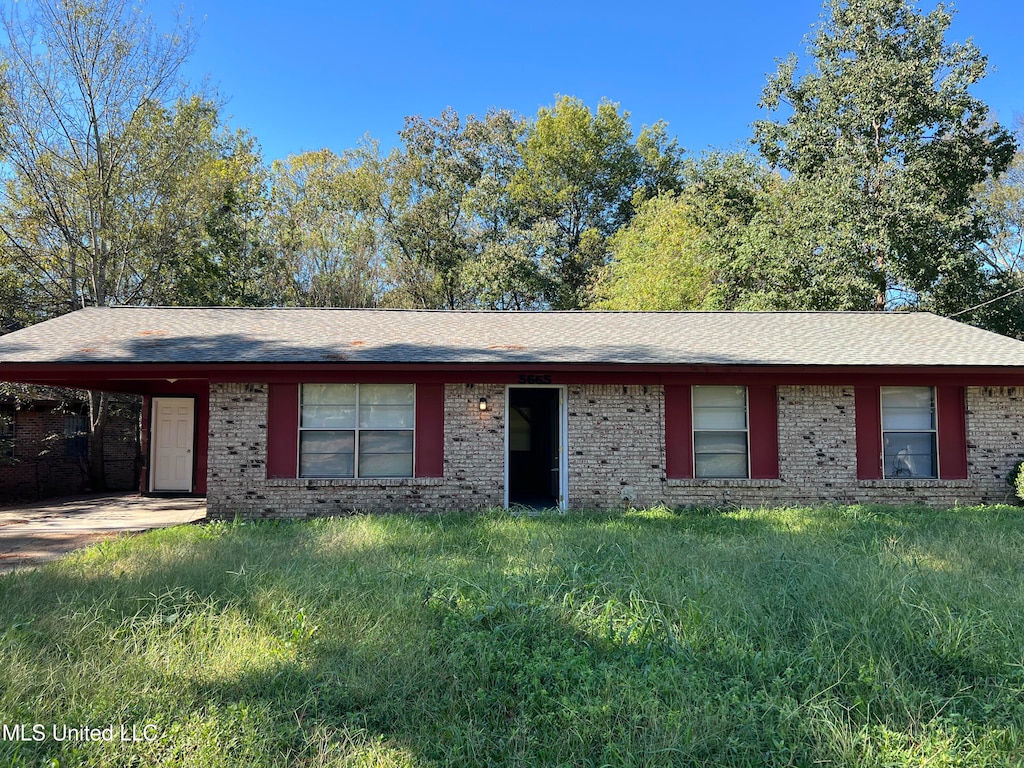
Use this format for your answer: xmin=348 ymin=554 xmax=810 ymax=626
xmin=0 ymin=493 xmax=207 ymax=573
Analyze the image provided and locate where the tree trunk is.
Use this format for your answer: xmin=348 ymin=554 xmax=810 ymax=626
xmin=88 ymin=390 xmax=108 ymax=491
xmin=874 ymin=248 xmax=886 ymax=311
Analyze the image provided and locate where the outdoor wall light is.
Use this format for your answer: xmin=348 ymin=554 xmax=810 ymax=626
xmin=479 ymin=397 xmax=488 ymax=412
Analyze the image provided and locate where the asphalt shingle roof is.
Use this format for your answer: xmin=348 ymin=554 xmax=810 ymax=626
xmin=0 ymin=307 xmax=1023 ymax=368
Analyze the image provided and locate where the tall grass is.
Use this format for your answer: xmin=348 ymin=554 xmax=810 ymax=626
xmin=1 ymin=505 xmax=1023 ymax=766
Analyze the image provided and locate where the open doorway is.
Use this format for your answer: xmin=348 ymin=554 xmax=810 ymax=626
xmin=506 ymin=387 xmax=566 ymax=509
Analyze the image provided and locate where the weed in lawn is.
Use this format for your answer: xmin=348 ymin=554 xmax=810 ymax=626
xmin=0 ymin=505 xmax=1023 ymax=766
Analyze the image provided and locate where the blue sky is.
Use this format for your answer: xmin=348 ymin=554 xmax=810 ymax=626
xmin=175 ymin=0 xmax=1024 ymax=164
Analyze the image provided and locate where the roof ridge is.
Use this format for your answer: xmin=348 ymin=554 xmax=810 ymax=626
xmin=100 ymin=306 xmax=937 ymax=316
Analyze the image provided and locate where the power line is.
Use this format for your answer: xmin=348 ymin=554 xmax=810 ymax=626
xmin=948 ymin=284 xmax=1024 ymax=318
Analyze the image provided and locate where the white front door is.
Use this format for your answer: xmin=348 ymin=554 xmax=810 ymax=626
xmin=151 ymin=397 xmax=195 ymax=492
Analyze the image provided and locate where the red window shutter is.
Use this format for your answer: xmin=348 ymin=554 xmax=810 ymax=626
xmin=936 ymin=386 xmax=967 ymax=479
xmin=266 ymin=383 xmax=298 ymax=479
xmin=855 ymin=387 xmax=882 ymax=480
xmin=415 ymin=384 xmax=444 ymax=478
xmin=748 ymin=385 xmax=779 ymax=479
xmin=664 ymin=385 xmax=693 ymax=479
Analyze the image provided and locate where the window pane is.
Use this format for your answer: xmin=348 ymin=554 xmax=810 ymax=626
xmin=359 ymin=453 xmax=413 ymax=478
xmin=881 ymin=387 xmax=934 ymax=430
xmin=359 ymin=430 xmax=413 ymax=454
xmin=65 ymin=413 xmax=88 ymax=459
xmin=693 ymin=386 xmax=745 ymax=408
xmin=359 ymin=430 xmax=413 ymax=478
xmin=694 ymin=431 xmax=747 ymax=455
xmin=301 ymin=405 xmax=356 ymax=429
xmin=359 ymin=384 xmax=415 ymax=406
xmin=694 ymin=431 xmax=748 ymax=478
xmin=883 ymin=432 xmax=937 ymax=478
xmin=695 ymin=453 xmax=748 ymax=478
xmin=359 ymin=404 xmax=415 ymax=429
xmin=299 ymin=430 xmax=355 ymax=478
xmin=359 ymin=431 xmax=413 ymax=477
xmin=300 ymin=430 xmax=354 ymax=453
xmin=300 ymin=452 xmax=354 ymax=478
xmin=302 ymin=383 xmax=356 ymax=406
xmin=693 ymin=386 xmax=746 ymax=429
xmin=693 ymin=406 xmax=746 ymax=430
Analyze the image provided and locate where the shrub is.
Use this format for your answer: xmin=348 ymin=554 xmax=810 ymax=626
xmin=1007 ymin=460 xmax=1024 ymax=503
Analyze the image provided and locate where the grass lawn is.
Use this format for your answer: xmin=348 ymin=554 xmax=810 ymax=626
xmin=1 ymin=505 xmax=1023 ymax=767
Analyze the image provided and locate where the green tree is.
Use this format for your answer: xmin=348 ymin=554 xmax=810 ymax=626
xmin=718 ymin=175 xmax=881 ymax=310
xmin=593 ymin=194 xmax=712 ymax=310
xmin=754 ymin=0 xmax=1016 ymax=311
xmin=383 ymin=109 xmax=525 ymax=309
xmin=341 ymin=109 xmax=535 ymax=309
xmin=956 ymin=120 xmax=1024 ymax=337
xmin=268 ymin=148 xmax=380 ymax=307
xmin=154 ymin=128 xmax=278 ymax=307
xmin=634 ymin=120 xmax=687 ymax=205
xmin=0 ymin=0 xmax=211 ymax=488
xmin=510 ymin=96 xmax=643 ymax=309
xmin=0 ymin=0 xmax=208 ymax=312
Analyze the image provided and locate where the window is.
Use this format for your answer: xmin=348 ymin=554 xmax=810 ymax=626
xmin=881 ymin=386 xmax=937 ymax=479
xmin=299 ymin=384 xmax=414 ymax=478
xmin=692 ymin=386 xmax=748 ymax=478
xmin=65 ymin=412 xmax=89 ymax=459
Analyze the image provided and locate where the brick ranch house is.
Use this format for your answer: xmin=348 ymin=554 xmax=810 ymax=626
xmin=0 ymin=307 xmax=1021 ymax=518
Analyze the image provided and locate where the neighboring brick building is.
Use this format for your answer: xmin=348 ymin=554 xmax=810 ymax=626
xmin=0 ymin=307 xmax=1022 ymax=517
xmin=0 ymin=391 xmax=140 ymax=502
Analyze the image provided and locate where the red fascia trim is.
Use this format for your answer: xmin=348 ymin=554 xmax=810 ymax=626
xmin=266 ymin=383 xmax=298 ymax=479
xmin=855 ymin=387 xmax=883 ymax=479
xmin=748 ymin=385 xmax=780 ymax=479
xmin=415 ymin=384 xmax=444 ymax=478
xmin=664 ymin=385 xmax=693 ymax=479
xmin=936 ymin=386 xmax=968 ymax=479
xmin=5 ymin=362 xmax=1024 ymax=391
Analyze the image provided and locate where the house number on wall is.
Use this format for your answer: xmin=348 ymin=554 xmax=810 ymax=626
xmin=518 ymin=374 xmax=553 ymax=384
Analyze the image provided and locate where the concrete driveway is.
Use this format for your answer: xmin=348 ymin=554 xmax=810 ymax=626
xmin=0 ymin=493 xmax=207 ymax=573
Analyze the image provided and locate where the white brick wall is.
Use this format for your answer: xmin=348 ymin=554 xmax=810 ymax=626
xmin=567 ymin=384 xmax=663 ymax=509
xmin=966 ymin=386 xmax=1024 ymax=501
xmin=207 ymin=382 xmax=505 ymax=519
xmin=206 ymin=381 xmax=1024 ymax=518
